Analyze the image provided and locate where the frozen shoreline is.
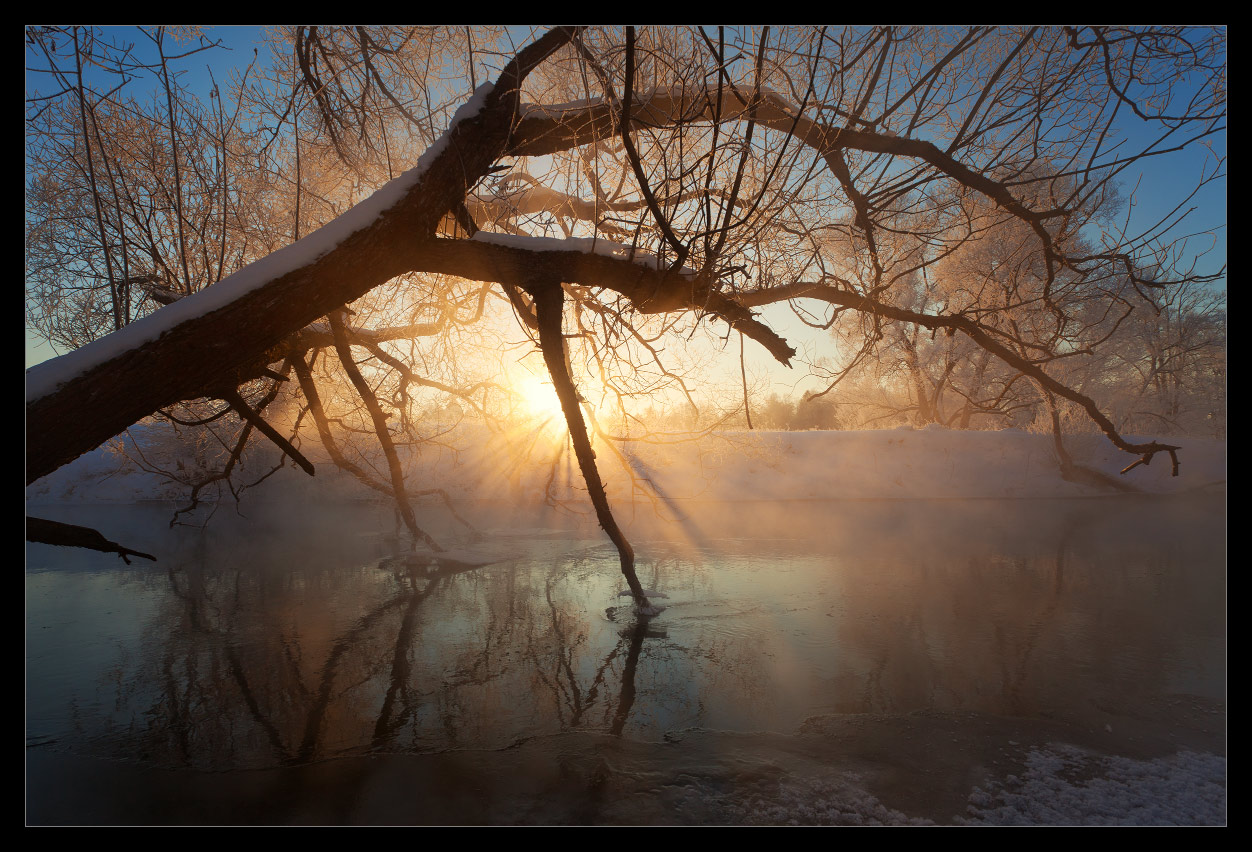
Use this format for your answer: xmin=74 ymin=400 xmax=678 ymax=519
xmin=26 ymin=721 xmax=1226 ymax=826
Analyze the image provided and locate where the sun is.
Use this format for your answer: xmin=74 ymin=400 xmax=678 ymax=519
xmin=515 ymin=371 xmax=566 ymax=424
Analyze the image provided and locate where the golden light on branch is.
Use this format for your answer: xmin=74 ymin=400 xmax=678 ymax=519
xmin=25 ymin=25 xmax=1224 ymax=601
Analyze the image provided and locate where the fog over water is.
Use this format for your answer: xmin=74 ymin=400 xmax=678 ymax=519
xmin=25 ymin=22 xmax=1226 ymax=827
xmin=26 ymin=495 xmax=1226 ymax=824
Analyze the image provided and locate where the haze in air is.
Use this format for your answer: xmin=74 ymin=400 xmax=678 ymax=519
xmin=25 ymin=25 xmax=1226 ymax=826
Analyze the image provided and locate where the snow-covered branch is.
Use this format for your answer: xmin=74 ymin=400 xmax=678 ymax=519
xmin=26 ymin=26 xmax=580 ymax=484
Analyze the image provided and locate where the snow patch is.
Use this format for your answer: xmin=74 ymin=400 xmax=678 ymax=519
xmin=470 ymin=231 xmax=697 ymax=275
xmin=960 ymin=744 xmax=1226 ymax=826
xmin=668 ymin=769 xmax=933 ymax=826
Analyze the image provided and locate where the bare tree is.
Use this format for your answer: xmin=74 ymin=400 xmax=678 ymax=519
xmin=27 ymin=26 xmax=1225 ymax=608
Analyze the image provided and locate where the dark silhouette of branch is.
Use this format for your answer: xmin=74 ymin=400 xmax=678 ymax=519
xmin=527 ymin=276 xmax=650 ymax=610
xmin=26 ymin=516 xmax=156 ymax=564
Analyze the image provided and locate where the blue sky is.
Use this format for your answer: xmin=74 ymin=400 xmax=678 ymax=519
xmin=24 ymin=26 xmax=273 ymax=367
xmin=25 ymin=26 xmax=1225 ymax=392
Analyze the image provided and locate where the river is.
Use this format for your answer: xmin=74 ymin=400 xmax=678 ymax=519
xmin=25 ymin=495 xmax=1226 ymax=824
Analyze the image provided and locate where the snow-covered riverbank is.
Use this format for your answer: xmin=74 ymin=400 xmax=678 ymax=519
xmin=26 ymin=424 xmax=1227 ymax=506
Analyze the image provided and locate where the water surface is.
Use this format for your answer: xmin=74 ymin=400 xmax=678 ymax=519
xmin=25 ymin=497 xmax=1226 ymax=824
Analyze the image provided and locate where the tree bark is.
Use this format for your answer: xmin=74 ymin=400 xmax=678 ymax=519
xmin=527 ymin=277 xmax=650 ymax=610
xmin=26 ymin=27 xmax=580 ymax=486
xmin=328 ymin=311 xmax=443 ymax=552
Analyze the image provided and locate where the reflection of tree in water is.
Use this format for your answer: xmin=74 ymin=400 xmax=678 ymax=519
xmin=827 ymin=503 xmax=1216 ymax=720
xmin=637 ymin=547 xmax=798 ymax=726
xmin=530 ymin=574 xmax=662 ymax=736
xmin=145 ymin=551 xmax=443 ymax=767
xmin=58 ymin=501 xmax=1219 ymax=770
xmin=90 ymin=547 xmax=662 ymax=770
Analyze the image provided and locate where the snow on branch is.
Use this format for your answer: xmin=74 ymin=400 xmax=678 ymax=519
xmin=470 ymin=231 xmax=698 ymax=275
xmin=418 ymin=236 xmax=795 ymax=366
xmin=26 ymin=27 xmax=580 ymax=485
xmin=25 ymin=81 xmax=498 ymax=407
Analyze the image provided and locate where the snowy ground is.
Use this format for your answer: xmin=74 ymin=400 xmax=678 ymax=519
xmin=958 ymin=745 xmax=1227 ymax=826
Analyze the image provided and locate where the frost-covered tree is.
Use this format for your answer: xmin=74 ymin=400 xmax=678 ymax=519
xmin=26 ymin=26 xmax=1226 ymax=607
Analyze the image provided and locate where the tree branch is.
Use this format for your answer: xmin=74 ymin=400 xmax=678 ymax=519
xmin=27 ymin=516 xmax=156 ymax=564
xmin=26 ymin=26 xmax=579 ymax=485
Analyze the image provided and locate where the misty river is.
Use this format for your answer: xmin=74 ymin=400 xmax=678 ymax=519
xmin=25 ymin=495 xmax=1226 ymax=825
